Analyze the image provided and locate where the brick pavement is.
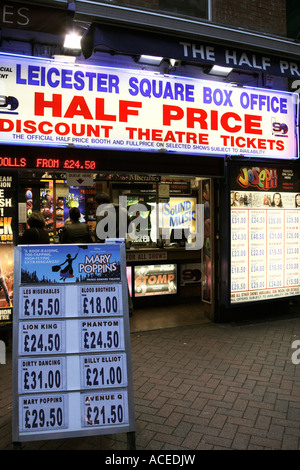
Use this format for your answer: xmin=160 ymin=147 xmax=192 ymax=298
xmin=1 ymin=309 xmax=300 ymax=450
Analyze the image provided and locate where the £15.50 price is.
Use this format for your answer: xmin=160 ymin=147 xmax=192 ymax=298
xmin=20 ymin=288 xmax=64 ymax=318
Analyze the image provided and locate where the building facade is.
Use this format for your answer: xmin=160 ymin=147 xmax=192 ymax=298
xmin=0 ymin=0 xmax=299 ymax=328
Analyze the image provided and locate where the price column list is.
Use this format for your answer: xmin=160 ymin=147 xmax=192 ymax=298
xmin=285 ymin=210 xmax=300 ymax=291
xmin=78 ymin=284 xmax=130 ymax=430
xmin=267 ymin=210 xmax=284 ymax=290
xmin=16 ymin=285 xmax=69 ymax=436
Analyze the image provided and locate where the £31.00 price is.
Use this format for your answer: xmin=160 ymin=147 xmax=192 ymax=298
xmin=19 ymin=357 xmax=66 ymax=393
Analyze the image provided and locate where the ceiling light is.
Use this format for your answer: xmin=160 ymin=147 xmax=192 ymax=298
xmin=207 ymin=65 xmax=233 ymax=76
xmin=169 ymin=59 xmax=181 ymax=67
xmin=137 ymin=55 xmax=163 ymax=65
xmin=63 ymin=32 xmax=82 ymax=50
xmin=52 ymin=55 xmax=77 ymax=63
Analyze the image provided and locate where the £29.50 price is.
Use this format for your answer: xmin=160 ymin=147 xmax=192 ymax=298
xmin=20 ymin=395 xmax=67 ymax=432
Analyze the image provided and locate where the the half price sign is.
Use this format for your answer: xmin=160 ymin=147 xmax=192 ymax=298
xmin=0 ymin=54 xmax=298 ymax=159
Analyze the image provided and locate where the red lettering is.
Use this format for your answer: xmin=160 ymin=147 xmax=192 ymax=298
xmin=152 ymin=129 xmax=163 ymax=140
xmin=162 ymin=106 xmax=263 ymax=136
xmin=276 ymin=140 xmax=284 ymax=150
xmin=236 ymin=136 xmax=245 ymax=147
xmin=38 ymin=121 xmax=52 ymax=134
xmin=119 ymin=100 xmax=142 ymax=122
xmin=163 ymin=105 xmax=184 ymax=125
xmin=245 ymin=114 xmax=262 ymax=135
xmin=0 ymin=119 xmax=14 ymax=131
xmin=95 ymin=98 xmax=116 ymax=121
xmin=34 ymin=92 xmax=62 ymax=117
xmin=64 ymin=96 xmax=93 ymax=119
xmin=221 ymin=112 xmax=242 ymax=133
xmin=186 ymin=108 xmax=208 ymax=129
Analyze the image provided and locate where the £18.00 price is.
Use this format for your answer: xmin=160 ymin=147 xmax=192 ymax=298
xmin=79 ymin=285 xmax=122 ymax=316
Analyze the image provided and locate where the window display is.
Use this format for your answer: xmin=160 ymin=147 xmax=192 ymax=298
xmin=134 ymin=264 xmax=177 ymax=297
xmin=230 ymin=165 xmax=300 ymax=304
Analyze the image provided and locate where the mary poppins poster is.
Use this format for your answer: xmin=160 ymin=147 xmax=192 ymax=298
xmin=20 ymin=244 xmax=121 ymax=284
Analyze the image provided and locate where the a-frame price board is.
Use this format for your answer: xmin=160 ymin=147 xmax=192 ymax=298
xmin=12 ymin=242 xmax=135 ymax=445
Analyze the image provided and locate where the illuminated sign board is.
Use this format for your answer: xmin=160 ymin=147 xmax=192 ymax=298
xmin=0 ymin=155 xmax=97 ymax=171
xmin=230 ymin=165 xmax=300 ymax=304
xmin=162 ymin=197 xmax=197 ymax=231
xmin=0 ymin=54 xmax=298 ymax=159
xmin=134 ymin=264 xmax=177 ymax=297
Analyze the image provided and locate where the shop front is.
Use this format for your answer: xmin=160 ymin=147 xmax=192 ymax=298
xmin=0 ymin=49 xmax=299 ymax=333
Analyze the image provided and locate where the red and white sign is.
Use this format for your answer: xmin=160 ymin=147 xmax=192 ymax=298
xmin=0 ymin=54 xmax=298 ymax=159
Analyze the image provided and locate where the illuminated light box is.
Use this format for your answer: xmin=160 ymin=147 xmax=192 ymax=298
xmin=230 ymin=164 xmax=300 ymax=304
xmin=134 ymin=264 xmax=177 ymax=297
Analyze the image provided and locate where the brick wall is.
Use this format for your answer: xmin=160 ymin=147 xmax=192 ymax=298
xmin=212 ymin=0 xmax=287 ymax=36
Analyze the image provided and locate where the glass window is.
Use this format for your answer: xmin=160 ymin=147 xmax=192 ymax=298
xmin=159 ymin=0 xmax=208 ymax=19
xmin=100 ymin=0 xmax=208 ymax=20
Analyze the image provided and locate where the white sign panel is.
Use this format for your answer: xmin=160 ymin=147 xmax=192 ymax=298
xmin=0 ymin=54 xmax=298 ymax=159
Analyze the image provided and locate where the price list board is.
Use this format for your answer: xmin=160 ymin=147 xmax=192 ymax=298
xmin=12 ymin=243 xmax=135 ymax=443
xmin=230 ymin=165 xmax=300 ymax=304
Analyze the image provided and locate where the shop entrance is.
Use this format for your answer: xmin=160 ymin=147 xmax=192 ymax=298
xmin=17 ymin=169 xmax=216 ymax=331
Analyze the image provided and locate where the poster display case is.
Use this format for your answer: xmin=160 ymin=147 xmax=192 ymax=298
xmin=134 ymin=264 xmax=177 ymax=297
xmin=230 ymin=164 xmax=300 ymax=304
xmin=0 ymin=172 xmax=17 ymax=325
